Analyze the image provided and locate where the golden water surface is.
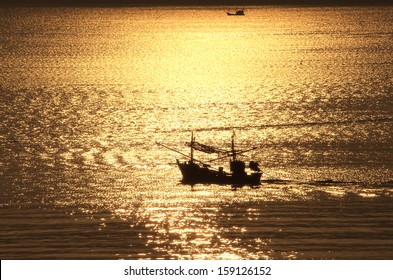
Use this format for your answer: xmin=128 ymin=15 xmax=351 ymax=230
xmin=1 ymin=6 xmax=393 ymax=259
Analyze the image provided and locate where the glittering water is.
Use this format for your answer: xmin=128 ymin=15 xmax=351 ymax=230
xmin=1 ymin=6 xmax=393 ymax=259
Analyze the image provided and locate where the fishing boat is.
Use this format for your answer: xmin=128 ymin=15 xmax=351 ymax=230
xmin=226 ymin=9 xmax=245 ymax=16
xmin=157 ymin=132 xmax=262 ymax=186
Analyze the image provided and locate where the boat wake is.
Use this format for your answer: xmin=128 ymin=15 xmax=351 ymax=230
xmin=260 ymin=179 xmax=393 ymax=188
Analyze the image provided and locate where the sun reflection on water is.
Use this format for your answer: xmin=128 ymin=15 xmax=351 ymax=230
xmin=1 ymin=7 xmax=393 ymax=260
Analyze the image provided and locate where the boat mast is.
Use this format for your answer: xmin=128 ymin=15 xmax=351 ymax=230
xmin=231 ymin=130 xmax=236 ymax=161
xmin=190 ymin=132 xmax=194 ymax=163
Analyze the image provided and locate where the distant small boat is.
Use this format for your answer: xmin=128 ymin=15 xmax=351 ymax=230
xmin=157 ymin=131 xmax=262 ymax=186
xmin=226 ymin=9 xmax=245 ymax=16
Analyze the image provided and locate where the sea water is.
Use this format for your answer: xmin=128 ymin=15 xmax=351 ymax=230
xmin=1 ymin=6 xmax=393 ymax=259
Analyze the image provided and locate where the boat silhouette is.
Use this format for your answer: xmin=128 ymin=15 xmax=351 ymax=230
xmin=226 ymin=9 xmax=245 ymax=16
xmin=157 ymin=132 xmax=262 ymax=186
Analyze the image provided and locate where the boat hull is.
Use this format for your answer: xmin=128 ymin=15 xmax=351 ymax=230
xmin=177 ymin=160 xmax=262 ymax=186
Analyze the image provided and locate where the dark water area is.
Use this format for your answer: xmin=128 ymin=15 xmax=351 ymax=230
xmin=1 ymin=6 xmax=393 ymax=259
